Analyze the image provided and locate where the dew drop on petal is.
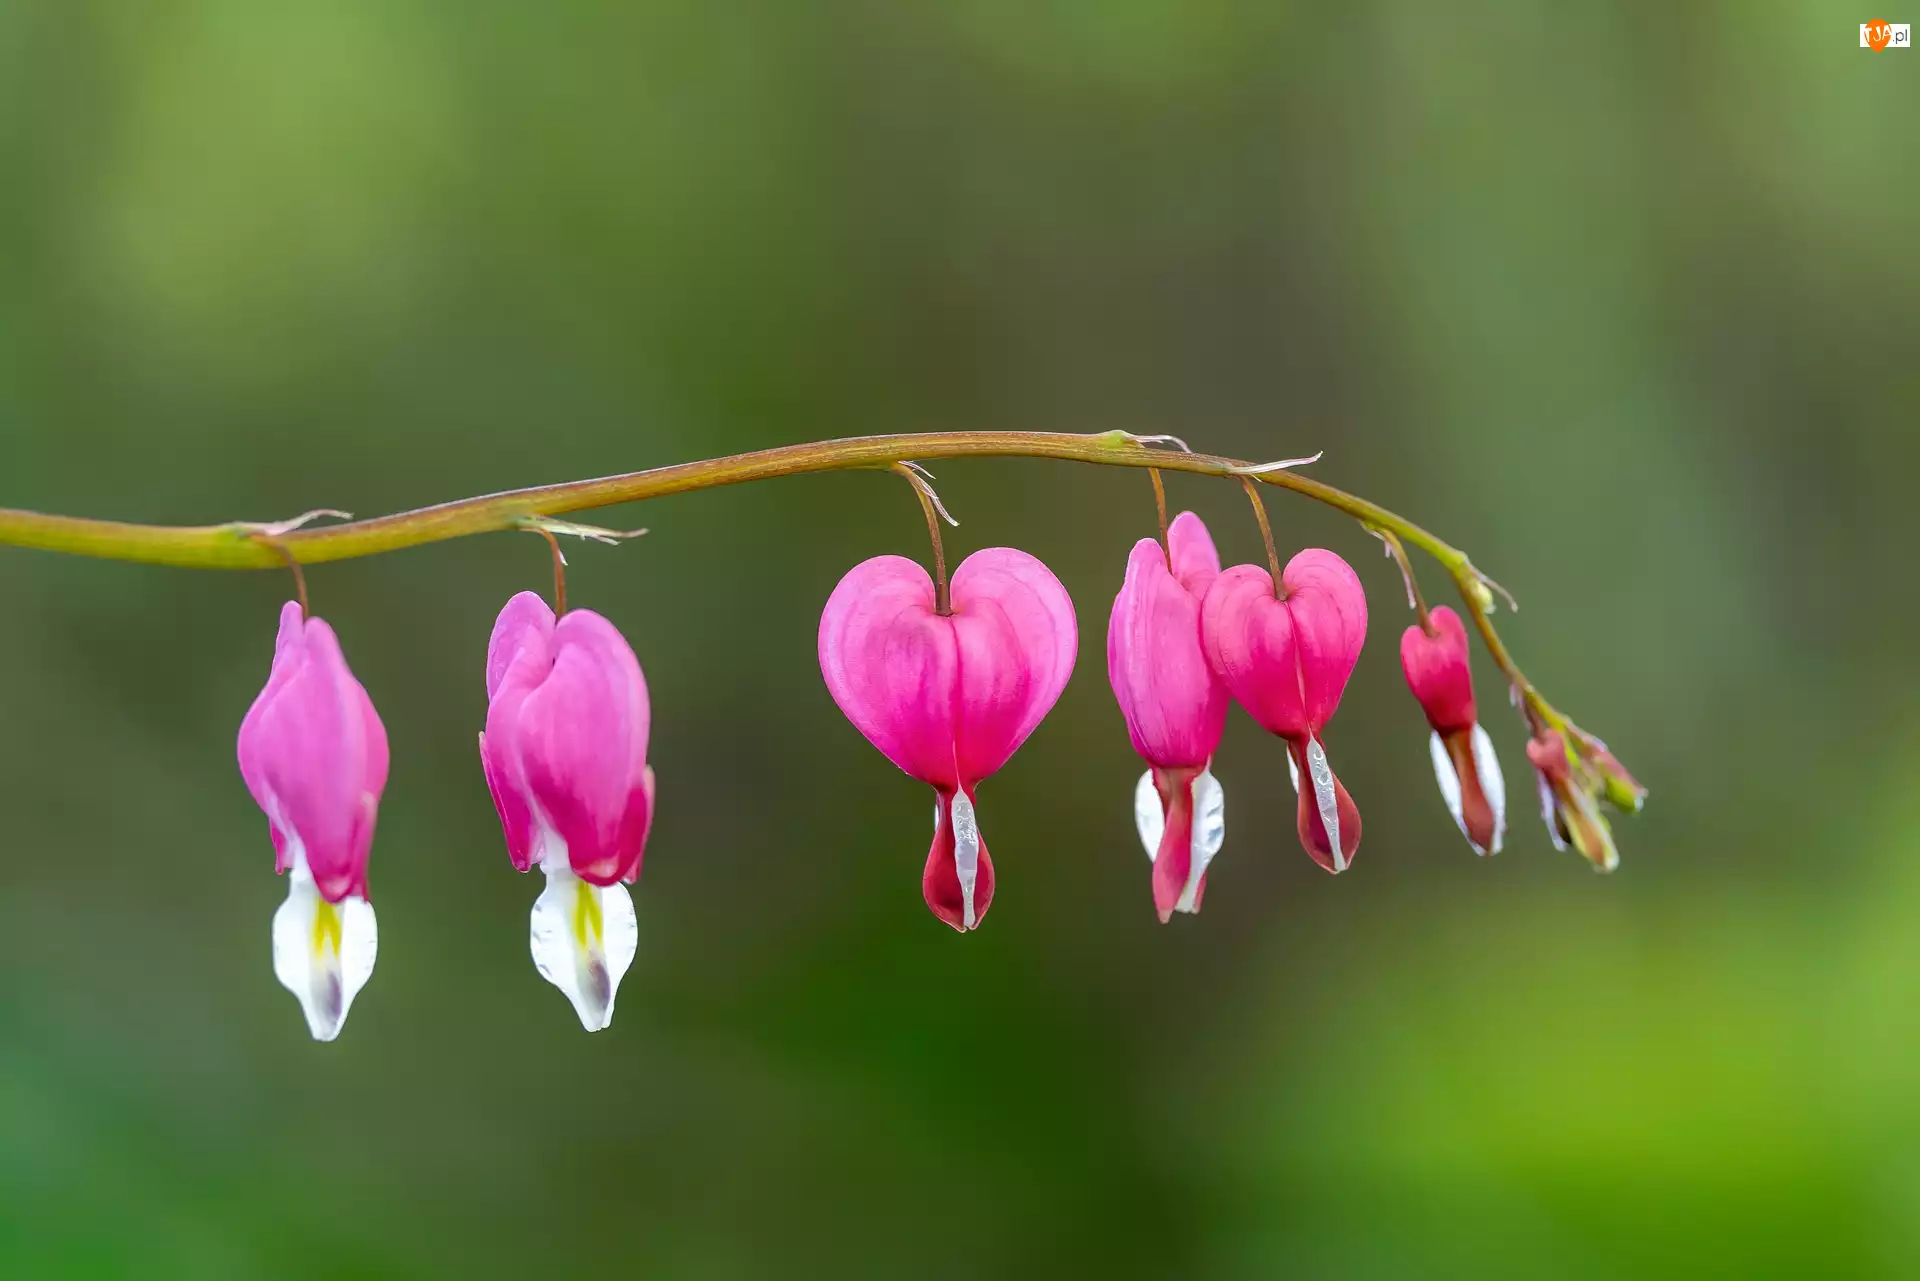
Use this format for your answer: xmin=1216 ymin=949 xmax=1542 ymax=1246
xmin=1471 ymin=722 xmax=1507 ymax=855
xmin=1306 ymin=737 xmax=1345 ymax=872
xmin=1135 ymin=770 xmax=1163 ymax=861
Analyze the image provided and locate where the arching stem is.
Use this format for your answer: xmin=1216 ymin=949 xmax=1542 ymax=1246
xmin=0 ymin=429 xmax=1573 ymax=735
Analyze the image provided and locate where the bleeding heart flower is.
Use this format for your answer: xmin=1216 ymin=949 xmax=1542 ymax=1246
xmin=1107 ymin=512 xmax=1229 ymax=921
xmin=238 ymin=601 xmax=388 ymax=1042
xmin=819 ymin=547 xmax=1077 ymax=931
xmin=480 ymin=591 xmax=654 ymax=1031
xmin=1399 ymin=605 xmax=1506 ymax=855
xmin=1526 ymin=729 xmax=1620 ymax=871
xmin=1201 ymin=549 xmax=1367 ymax=872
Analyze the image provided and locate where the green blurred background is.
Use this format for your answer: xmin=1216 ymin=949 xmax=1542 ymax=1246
xmin=2 ymin=3 xmax=1916 ymax=1277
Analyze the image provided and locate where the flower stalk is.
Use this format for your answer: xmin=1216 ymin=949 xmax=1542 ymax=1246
xmin=0 ymin=429 xmax=1592 ymax=750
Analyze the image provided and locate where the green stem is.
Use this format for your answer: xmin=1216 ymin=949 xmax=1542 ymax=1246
xmin=0 ymin=428 xmax=1558 ymax=727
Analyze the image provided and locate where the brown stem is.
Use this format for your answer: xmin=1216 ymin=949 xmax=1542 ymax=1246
xmin=1149 ymin=467 xmax=1170 ymax=568
xmin=1373 ymin=527 xmax=1433 ymax=633
xmin=531 ymin=526 xmax=567 ymax=615
xmin=891 ymin=463 xmax=950 ymax=616
xmin=0 ymin=432 xmax=1460 ymax=570
xmin=1239 ymin=477 xmax=1283 ymax=596
xmin=256 ymin=538 xmax=310 ymax=619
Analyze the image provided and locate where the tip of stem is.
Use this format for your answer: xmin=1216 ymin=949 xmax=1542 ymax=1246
xmin=1231 ymin=451 xmax=1323 ymax=475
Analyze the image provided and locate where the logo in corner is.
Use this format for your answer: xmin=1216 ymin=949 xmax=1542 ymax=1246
xmin=1861 ymin=20 xmax=1911 ymax=48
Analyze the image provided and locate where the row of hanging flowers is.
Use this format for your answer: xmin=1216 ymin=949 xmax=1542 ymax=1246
xmin=214 ymin=444 xmax=1644 ymax=1040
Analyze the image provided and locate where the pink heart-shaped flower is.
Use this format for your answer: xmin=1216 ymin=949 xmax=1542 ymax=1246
xmin=1202 ymin=549 xmax=1367 ymax=872
xmin=819 ymin=547 xmax=1077 ymax=930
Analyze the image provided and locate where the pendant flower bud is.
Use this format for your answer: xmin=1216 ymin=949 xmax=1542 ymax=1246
xmin=238 ymin=601 xmax=388 ymax=1042
xmin=1526 ymin=729 xmax=1618 ymax=872
xmin=1589 ymin=740 xmax=1648 ymax=814
xmin=1399 ymin=605 xmax=1506 ymax=855
xmin=819 ymin=548 xmax=1077 ymax=931
xmin=1107 ymin=512 xmax=1229 ymax=921
xmin=1201 ymin=549 xmax=1367 ymax=872
xmin=480 ymin=591 xmax=654 ymax=1031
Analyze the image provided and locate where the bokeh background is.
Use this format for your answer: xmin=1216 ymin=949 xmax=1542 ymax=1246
xmin=2 ymin=3 xmax=1917 ymax=1277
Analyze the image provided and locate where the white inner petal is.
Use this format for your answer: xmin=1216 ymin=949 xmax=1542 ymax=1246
xmin=1472 ymin=722 xmax=1507 ymax=855
xmin=1134 ymin=770 xmax=1163 ymax=861
xmin=1286 ymin=749 xmax=1301 ymax=795
xmin=529 ymin=845 xmax=638 ymax=1032
xmin=1175 ymin=768 xmax=1226 ymax=914
xmin=950 ymin=792 xmax=981 ymax=930
xmin=1306 ymin=737 xmax=1345 ymax=872
xmin=1536 ymin=772 xmax=1567 ymax=851
xmin=271 ymin=844 xmax=377 ymax=1043
xmin=1430 ymin=730 xmax=1469 ymax=845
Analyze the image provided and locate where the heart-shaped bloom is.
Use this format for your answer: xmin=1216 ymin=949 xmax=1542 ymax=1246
xmin=238 ymin=601 xmax=388 ymax=1042
xmin=1400 ymin=605 xmax=1505 ymax=854
xmin=480 ymin=591 xmax=654 ymax=1031
xmin=1107 ymin=512 xmax=1229 ymax=921
xmin=819 ymin=547 xmax=1077 ymax=931
xmin=1201 ymin=549 xmax=1366 ymax=871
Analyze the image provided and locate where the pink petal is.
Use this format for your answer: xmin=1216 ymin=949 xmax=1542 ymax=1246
xmin=486 ymin=590 xmax=555 ymax=700
xmin=818 ymin=556 xmax=963 ymax=788
xmin=1201 ymin=565 xmax=1311 ymax=738
xmin=1201 ymin=550 xmax=1366 ymax=739
xmin=479 ymin=729 xmax=538 ymax=872
xmin=511 ymin=609 xmax=653 ymax=886
xmin=947 ymin=547 xmax=1078 ymax=783
xmin=1165 ymin=510 xmax=1222 ymax=600
xmin=1107 ymin=537 xmax=1227 ymax=769
xmin=236 ymin=606 xmax=388 ymax=902
xmin=1399 ymin=605 xmax=1476 ymax=734
xmin=1278 ymin=550 xmax=1367 ymax=732
xmin=238 ymin=600 xmax=307 ymax=869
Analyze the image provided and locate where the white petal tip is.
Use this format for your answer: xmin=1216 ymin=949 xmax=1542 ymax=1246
xmin=1175 ymin=767 xmax=1226 ymax=913
xmin=531 ymin=862 xmax=638 ymax=1032
xmin=1305 ymin=738 xmax=1344 ymax=873
xmin=272 ymin=873 xmax=376 ymax=1043
xmin=1472 ymin=723 xmax=1507 ymax=855
xmin=950 ymin=792 xmax=981 ymax=930
xmin=1134 ymin=770 xmax=1163 ymax=861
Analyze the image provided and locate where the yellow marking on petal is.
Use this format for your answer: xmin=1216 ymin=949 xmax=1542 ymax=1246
xmin=572 ymin=879 xmax=604 ymax=949
xmin=311 ymin=898 xmax=343 ymax=959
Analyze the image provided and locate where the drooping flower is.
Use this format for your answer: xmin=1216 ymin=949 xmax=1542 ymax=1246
xmin=1201 ymin=549 xmax=1367 ymax=871
xmin=1399 ymin=605 xmax=1506 ymax=855
xmin=238 ymin=601 xmax=388 ymax=1042
xmin=819 ymin=547 xmax=1077 ymax=931
xmin=480 ymin=591 xmax=654 ymax=1031
xmin=1107 ymin=512 xmax=1229 ymax=921
xmin=1526 ymin=729 xmax=1621 ymax=871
